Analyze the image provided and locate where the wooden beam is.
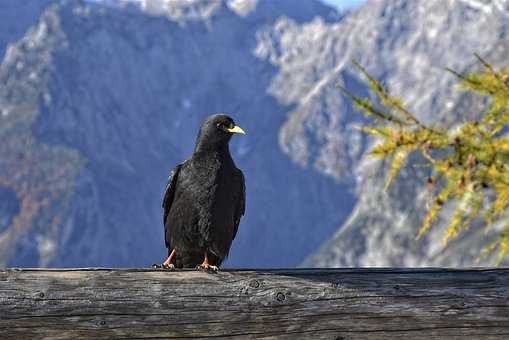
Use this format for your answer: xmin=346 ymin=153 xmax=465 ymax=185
xmin=1 ymin=268 xmax=509 ymax=339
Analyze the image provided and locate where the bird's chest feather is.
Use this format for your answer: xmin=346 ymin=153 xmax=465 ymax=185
xmin=181 ymin=156 xmax=237 ymax=221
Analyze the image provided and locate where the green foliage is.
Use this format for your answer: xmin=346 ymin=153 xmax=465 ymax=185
xmin=339 ymin=55 xmax=509 ymax=263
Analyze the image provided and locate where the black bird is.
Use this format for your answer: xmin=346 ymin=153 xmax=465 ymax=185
xmin=155 ymin=114 xmax=246 ymax=271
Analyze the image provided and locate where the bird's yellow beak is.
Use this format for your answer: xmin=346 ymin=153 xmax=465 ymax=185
xmin=227 ymin=125 xmax=246 ymax=135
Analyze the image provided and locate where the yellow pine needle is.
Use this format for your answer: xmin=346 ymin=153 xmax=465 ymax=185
xmin=443 ymin=187 xmax=481 ymax=246
xmin=341 ymin=57 xmax=509 ymax=264
xmin=417 ymin=180 xmax=458 ymax=240
xmin=384 ymin=148 xmax=409 ymax=191
xmin=478 ymin=240 xmax=499 ymax=263
xmin=361 ymin=126 xmax=392 ymax=137
xmin=493 ymin=227 xmax=509 ymax=265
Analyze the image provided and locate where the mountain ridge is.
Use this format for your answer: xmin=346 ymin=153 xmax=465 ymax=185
xmin=0 ymin=0 xmax=352 ymax=268
xmin=2 ymin=0 xmax=508 ymax=268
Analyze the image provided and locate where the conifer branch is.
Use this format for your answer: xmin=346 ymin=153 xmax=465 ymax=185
xmin=351 ymin=59 xmax=429 ymax=130
xmin=341 ymin=57 xmax=509 ymax=264
xmin=336 ymin=83 xmax=405 ymax=125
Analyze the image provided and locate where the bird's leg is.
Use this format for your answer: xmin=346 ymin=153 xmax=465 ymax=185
xmin=163 ymin=249 xmax=176 ymax=269
xmin=153 ymin=249 xmax=176 ymax=270
xmin=196 ymin=252 xmax=218 ymax=272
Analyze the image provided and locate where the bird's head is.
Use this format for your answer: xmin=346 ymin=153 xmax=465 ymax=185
xmin=195 ymin=114 xmax=246 ymax=152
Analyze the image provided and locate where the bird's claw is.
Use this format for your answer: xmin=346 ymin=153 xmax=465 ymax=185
xmin=196 ymin=264 xmax=219 ymax=272
xmin=152 ymin=263 xmax=175 ymax=271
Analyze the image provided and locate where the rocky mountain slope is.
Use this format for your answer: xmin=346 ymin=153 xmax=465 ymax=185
xmin=2 ymin=0 xmax=508 ymax=268
xmin=0 ymin=0 xmax=54 ymax=61
xmin=303 ymin=0 xmax=509 ymax=267
xmin=0 ymin=0 xmax=354 ymax=268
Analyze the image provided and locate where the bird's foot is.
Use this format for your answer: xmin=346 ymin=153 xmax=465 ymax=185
xmin=152 ymin=263 xmax=175 ymax=271
xmin=196 ymin=263 xmax=219 ymax=272
xmin=153 ymin=249 xmax=177 ymax=271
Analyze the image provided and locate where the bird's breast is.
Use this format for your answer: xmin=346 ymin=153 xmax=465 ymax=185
xmin=181 ymin=158 xmax=237 ymax=211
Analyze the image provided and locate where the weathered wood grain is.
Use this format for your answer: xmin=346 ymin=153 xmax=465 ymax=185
xmin=1 ymin=268 xmax=509 ymax=339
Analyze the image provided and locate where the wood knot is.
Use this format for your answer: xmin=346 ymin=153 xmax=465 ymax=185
xmin=98 ymin=320 xmax=106 ymax=326
xmin=38 ymin=292 xmax=45 ymax=298
xmin=276 ymin=292 xmax=286 ymax=302
xmin=249 ymin=280 xmax=260 ymax=288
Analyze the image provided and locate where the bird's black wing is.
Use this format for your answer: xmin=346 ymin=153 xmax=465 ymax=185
xmin=162 ymin=164 xmax=182 ymax=247
xmin=232 ymin=169 xmax=245 ymax=241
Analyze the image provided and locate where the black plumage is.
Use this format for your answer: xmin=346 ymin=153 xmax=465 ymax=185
xmin=157 ymin=114 xmax=246 ymax=270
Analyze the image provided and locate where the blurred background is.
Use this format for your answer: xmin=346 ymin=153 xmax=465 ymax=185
xmin=0 ymin=0 xmax=507 ymax=268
